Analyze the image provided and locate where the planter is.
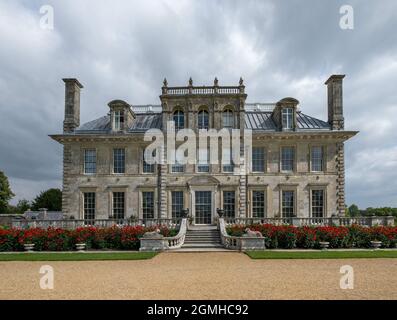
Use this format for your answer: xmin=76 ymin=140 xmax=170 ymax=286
xmin=23 ymin=243 xmax=35 ymax=252
xmin=319 ymin=241 xmax=330 ymax=250
xmin=75 ymin=243 xmax=86 ymax=252
xmin=370 ymin=241 xmax=382 ymax=250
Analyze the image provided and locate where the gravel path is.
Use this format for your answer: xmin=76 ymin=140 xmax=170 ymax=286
xmin=0 ymin=252 xmax=396 ymax=300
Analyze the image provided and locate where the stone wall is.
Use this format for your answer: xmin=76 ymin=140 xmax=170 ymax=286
xmin=61 ymin=136 xmax=342 ymax=220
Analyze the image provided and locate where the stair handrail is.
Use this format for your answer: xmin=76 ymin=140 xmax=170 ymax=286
xmin=163 ymin=218 xmax=188 ymax=249
xmin=218 ymin=217 xmax=241 ymax=250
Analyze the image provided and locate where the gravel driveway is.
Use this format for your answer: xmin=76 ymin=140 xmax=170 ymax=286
xmin=0 ymin=252 xmax=396 ymax=299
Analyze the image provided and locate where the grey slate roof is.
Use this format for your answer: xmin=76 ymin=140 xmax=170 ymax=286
xmin=245 ymin=111 xmax=330 ymax=130
xmin=75 ymin=104 xmax=330 ymax=133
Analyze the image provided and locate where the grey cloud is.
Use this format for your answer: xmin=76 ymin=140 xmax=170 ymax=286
xmin=0 ymin=0 xmax=396 ymax=207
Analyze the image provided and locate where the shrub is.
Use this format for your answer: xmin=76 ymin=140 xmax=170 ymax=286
xmin=226 ymin=224 xmax=397 ymax=249
xmin=0 ymin=224 xmax=177 ymax=252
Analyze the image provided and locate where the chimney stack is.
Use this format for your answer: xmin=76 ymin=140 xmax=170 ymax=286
xmin=63 ymin=78 xmax=83 ymax=133
xmin=325 ymin=74 xmax=345 ymax=130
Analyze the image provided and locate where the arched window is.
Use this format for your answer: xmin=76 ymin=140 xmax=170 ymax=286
xmin=173 ymin=110 xmax=184 ymax=130
xmin=198 ymin=110 xmax=209 ymax=129
xmin=223 ymin=109 xmax=234 ymax=128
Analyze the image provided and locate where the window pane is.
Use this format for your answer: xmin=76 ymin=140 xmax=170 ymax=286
xmin=223 ymin=110 xmax=234 ymax=128
xmin=142 ymin=192 xmax=154 ymax=219
xmin=113 ymin=110 xmax=124 ymax=131
xmin=282 ymin=190 xmax=295 ymax=217
xmin=172 ymin=163 xmax=185 ymax=173
xmin=112 ymin=192 xmax=125 ymax=219
xmin=83 ymin=192 xmax=95 ymax=223
xmin=173 ymin=110 xmax=184 ymax=130
xmin=311 ymin=146 xmax=323 ymax=172
xmin=312 ymin=190 xmax=324 ymax=218
xmin=282 ymin=108 xmax=293 ymax=129
xmin=252 ymin=191 xmax=265 ymax=218
xmin=113 ymin=148 xmax=125 ymax=173
xmin=143 ymin=149 xmax=155 ymax=173
xmin=84 ymin=149 xmax=96 ymax=174
xmin=252 ymin=147 xmax=265 ymax=172
xmin=281 ymin=147 xmax=294 ymax=171
xmin=198 ymin=148 xmax=209 ymax=172
xmin=223 ymin=191 xmax=235 ymax=218
xmin=172 ymin=191 xmax=184 ymax=218
xmin=198 ymin=110 xmax=209 ymax=129
xmin=223 ymin=147 xmax=234 ymax=172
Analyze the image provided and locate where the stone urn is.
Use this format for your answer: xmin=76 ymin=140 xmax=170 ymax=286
xmin=181 ymin=208 xmax=189 ymax=218
xmin=319 ymin=241 xmax=330 ymax=250
xmin=76 ymin=243 xmax=86 ymax=252
xmin=217 ymin=208 xmax=224 ymax=218
xmin=23 ymin=243 xmax=35 ymax=252
xmin=370 ymin=241 xmax=382 ymax=250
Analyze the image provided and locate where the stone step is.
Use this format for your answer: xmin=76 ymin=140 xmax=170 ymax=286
xmin=182 ymin=243 xmax=224 ymax=248
xmin=185 ymin=235 xmax=220 ymax=239
xmin=184 ymin=239 xmax=221 ymax=243
xmin=186 ymin=235 xmax=220 ymax=238
xmin=186 ymin=232 xmax=220 ymax=236
xmin=185 ymin=235 xmax=220 ymax=238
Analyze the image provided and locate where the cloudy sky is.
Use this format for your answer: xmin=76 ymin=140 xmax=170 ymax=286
xmin=0 ymin=0 xmax=396 ymax=208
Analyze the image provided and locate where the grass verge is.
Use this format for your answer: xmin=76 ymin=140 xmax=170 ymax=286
xmin=0 ymin=252 xmax=157 ymax=261
xmin=245 ymin=250 xmax=397 ymax=259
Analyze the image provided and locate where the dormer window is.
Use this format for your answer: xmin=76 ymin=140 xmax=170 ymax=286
xmin=282 ymin=108 xmax=294 ymax=130
xmin=113 ymin=110 xmax=124 ymax=131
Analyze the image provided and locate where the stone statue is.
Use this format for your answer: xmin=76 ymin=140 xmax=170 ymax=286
xmin=214 ymin=77 xmax=218 ymax=86
xmin=188 ymin=77 xmax=193 ymax=86
xmin=163 ymin=78 xmax=168 ymax=87
xmin=243 ymin=228 xmax=263 ymax=238
xmin=239 ymin=77 xmax=244 ymax=86
xmin=142 ymin=228 xmax=163 ymax=238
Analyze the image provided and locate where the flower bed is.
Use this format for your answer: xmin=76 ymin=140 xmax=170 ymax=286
xmin=226 ymin=224 xmax=397 ymax=249
xmin=0 ymin=225 xmax=178 ymax=252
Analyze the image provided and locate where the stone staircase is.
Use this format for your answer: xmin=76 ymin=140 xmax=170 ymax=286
xmin=181 ymin=226 xmax=224 ymax=251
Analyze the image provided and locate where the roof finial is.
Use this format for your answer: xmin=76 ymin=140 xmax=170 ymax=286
xmin=163 ymin=78 xmax=168 ymax=87
xmin=214 ymin=77 xmax=219 ymax=86
xmin=188 ymin=77 xmax=193 ymax=86
xmin=239 ymin=77 xmax=244 ymax=86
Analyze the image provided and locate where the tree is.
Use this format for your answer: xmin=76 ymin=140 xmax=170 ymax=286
xmin=0 ymin=171 xmax=14 ymax=213
xmin=16 ymin=199 xmax=31 ymax=214
xmin=31 ymin=188 xmax=62 ymax=211
xmin=348 ymin=204 xmax=360 ymax=217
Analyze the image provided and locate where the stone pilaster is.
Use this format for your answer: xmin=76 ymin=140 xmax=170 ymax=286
xmin=336 ymin=142 xmax=345 ymax=216
xmin=159 ymin=146 xmax=168 ymax=218
xmin=62 ymin=144 xmax=72 ymax=216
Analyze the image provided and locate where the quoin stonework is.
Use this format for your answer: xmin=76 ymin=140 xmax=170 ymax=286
xmin=50 ymin=75 xmax=357 ymax=225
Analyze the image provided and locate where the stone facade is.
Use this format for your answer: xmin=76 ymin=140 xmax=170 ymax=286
xmin=50 ymin=75 xmax=357 ymax=223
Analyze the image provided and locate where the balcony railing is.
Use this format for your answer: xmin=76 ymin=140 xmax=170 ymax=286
xmin=163 ymin=85 xmax=244 ymax=96
xmin=223 ymin=216 xmax=395 ymax=227
xmin=12 ymin=218 xmax=182 ymax=230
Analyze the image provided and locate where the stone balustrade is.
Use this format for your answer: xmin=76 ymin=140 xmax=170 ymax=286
xmin=223 ymin=216 xmax=395 ymax=227
xmin=12 ymin=218 xmax=182 ymax=230
xmin=219 ymin=218 xmax=265 ymax=251
xmin=139 ymin=218 xmax=187 ymax=252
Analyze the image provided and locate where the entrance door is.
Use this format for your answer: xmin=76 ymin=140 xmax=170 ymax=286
xmin=195 ymin=191 xmax=212 ymax=224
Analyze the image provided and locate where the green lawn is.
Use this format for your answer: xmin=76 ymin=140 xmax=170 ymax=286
xmin=0 ymin=252 xmax=157 ymax=261
xmin=245 ymin=250 xmax=397 ymax=259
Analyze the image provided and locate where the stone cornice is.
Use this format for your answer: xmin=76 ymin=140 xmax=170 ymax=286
xmin=50 ymin=130 xmax=358 ymax=144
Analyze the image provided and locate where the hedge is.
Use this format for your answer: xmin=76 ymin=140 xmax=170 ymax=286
xmin=0 ymin=225 xmax=177 ymax=251
xmin=227 ymin=224 xmax=397 ymax=249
